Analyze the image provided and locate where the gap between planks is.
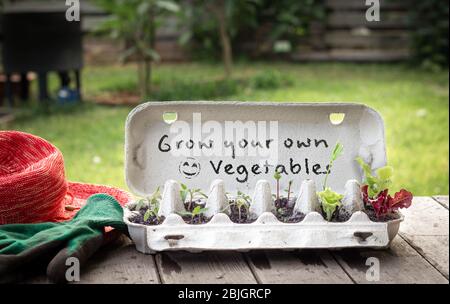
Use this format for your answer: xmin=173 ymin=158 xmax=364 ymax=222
xmin=155 ymin=251 xmax=258 ymax=284
xmin=245 ymin=249 xmax=355 ymax=284
xmin=432 ymin=196 xmax=449 ymax=209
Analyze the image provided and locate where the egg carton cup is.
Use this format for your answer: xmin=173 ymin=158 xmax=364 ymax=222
xmin=124 ymin=179 xmax=403 ymax=254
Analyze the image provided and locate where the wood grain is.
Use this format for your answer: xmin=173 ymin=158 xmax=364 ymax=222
xmin=246 ymin=250 xmax=353 ymax=284
xmin=433 ymin=196 xmax=449 ymax=209
xmin=399 ymin=197 xmax=449 ymax=279
xmin=155 ymin=251 xmax=257 ymax=284
xmin=333 ymin=237 xmax=448 ymax=284
xmin=77 ymin=237 xmax=160 ymax=284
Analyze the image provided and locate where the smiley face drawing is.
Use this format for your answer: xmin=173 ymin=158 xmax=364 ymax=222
xmin=178 ymin=157 xmax=201 ymax=179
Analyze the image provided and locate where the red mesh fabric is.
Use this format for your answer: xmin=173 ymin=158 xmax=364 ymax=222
xmin=0 ymin=131 xmax=131 ymax=224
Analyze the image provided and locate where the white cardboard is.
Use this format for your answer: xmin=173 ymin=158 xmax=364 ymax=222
xmin=124 ymin=101 xmax=399 ymax=253
xmin=125 ymin=102 xmax=387 ymax=196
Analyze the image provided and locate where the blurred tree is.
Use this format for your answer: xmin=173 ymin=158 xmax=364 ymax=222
xmin=181 ymin=0 xmax=261 ymax=78
xmin=251 ymin=0 xmax=324 ymax=56
xmin=95 ymin=0 xmax=180 ymax=98
xmin=410 ymin=0 xmax=449 ymax=70
xmin=182 ymin=0 xmax=324 ymax=67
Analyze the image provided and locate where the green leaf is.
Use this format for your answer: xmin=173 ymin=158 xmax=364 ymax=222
xmin=135 ymin=198 xmax=147 ymax=211
xmin=274 ymin=171 xmax=282 ymax=180
xmin=192 ymin=206 xmax=208 ymax=216
xmin=180 ymin=190 xmax=187 ymax=203
xmin=198 ymin=191 xmax=208 ymax=198
xmin=156 ymin=1 xmax=180 ymax=13
xmin=143 ymin=48 xmax=161 ymax=61
xmin=177 ymin=210 xmax=192 ymax=216
xmin=356 ymin=158 xmax=393 ymax=197
xmin=137 ymin=2 xmax=151 ymax=15
xmin=317 ymin=188 xmax=343 ymax=221
xmin=322 ymin=142 xmax=344 ymax=189
xmin=178 ymin=31 xmax=192 ymax=45
xmin=143 ymin=209 xmax=152 ymax=222
xmin=376 ymin=166 xmax=393 ymax=181
xmin=331 ymin=142 xmax=344 ymax=162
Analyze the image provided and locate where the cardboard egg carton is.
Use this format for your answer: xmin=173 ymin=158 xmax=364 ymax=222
xmin=124 ymin=102 xmax=402 ymax=253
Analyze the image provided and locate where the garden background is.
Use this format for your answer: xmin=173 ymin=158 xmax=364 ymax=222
xmin=0 ymin=0 xmax=448 ymax=196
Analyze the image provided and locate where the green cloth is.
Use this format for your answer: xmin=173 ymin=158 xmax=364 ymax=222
xmin=0 ymin=194 xmax=127 ymax=255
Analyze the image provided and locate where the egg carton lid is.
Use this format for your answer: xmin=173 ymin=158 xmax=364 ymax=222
xmin=125 ymin=101 xmax=386 ymax=196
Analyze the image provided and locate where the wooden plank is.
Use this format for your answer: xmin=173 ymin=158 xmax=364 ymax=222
xmin=324 ymin=29 xmax=409 ymax=49
xmin=333 ymin=237 xmax=448 ymax=284
xmin=246 ymin=250 xmax=354 ymax=284
xmin=155 ymin=251 xmax=257 ymax=284
xmin=292 ymin=49 xmax=410 ymax=62
xmin=328 ymin=11 xmax=410 ymax=29
xmin=399 ymin=197 xmax=449 ymax=279
xmin=433 ymin=196 xmax=449 ymax=209
xmin=76 ymin=236 xmax=160 ymax=284
xmin=325 ymin=0 xmax=409 ymax=10
xmin=24 ymin=236 xmax=160 ymax=284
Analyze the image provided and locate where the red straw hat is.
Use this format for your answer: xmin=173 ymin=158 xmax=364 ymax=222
xmin=0 ymin=131 xmax=131 ymax=224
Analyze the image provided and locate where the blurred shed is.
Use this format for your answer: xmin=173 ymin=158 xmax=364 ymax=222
xmin=294 ymin=0 xmax=411 ymax=61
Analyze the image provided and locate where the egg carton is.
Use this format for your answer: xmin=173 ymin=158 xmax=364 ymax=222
xmin=124 ymin=102 xmax=401 ymax=253
xmin=124 ymin=179 xmax=402 ymax=254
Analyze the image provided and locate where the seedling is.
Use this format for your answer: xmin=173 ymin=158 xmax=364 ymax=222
xmin=356 ymin=157 xmax=393 ymax=198
xmin=131 ymin=186 xmax=163 ymax=224
xmin=356 ymin=158 xmax=412 ymax=219
xmin=274 ymin=171 xmax=282 ymax=201
xmin=317 ymin=142 xmax=344 ymax=221
xmin=177 ymin=205 xmax=209 ymax=224
xmin=228 ymin=190 xmax=252 ymax=223
xmin=322 ymin=142 xmax=344 ymax=190
xmin=285 ymin=180 xmax=293 ymax=202
xmin=180 ymin=183 xmax=208 ymax=211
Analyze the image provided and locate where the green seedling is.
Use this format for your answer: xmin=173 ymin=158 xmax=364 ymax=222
xmin=135 ymin=186 xmax=162 ymax=222
xmin=180 ymin=183 xmax=208 ymax=211
xmin=228 ymin=190 xmax=252 ymax=222
xmin=317 ymin=142 xmax=344 ymax=221
xmin=317 ymin=188 xmax=344 ymax=221
xmin=356 ymin=157 xmax=393 ymax=198
xmin=177 ymin=205 xmax=209 ymax=223
xmin=273 ymin=171 xmax=282 ymax=201
xmin=284 ymin=180 xmax=294 ymax=202
xmin=322 ymin=142 xmax=344 ymax=190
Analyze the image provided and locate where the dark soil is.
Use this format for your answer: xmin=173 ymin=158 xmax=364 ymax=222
xmin=273 ymin=197 xmax=306 ymax=223
xmin=182 ymin=198 xmax=211 ymax=224
xmin=228 ymin=200 xmax=256 ymax=224
xmin=364 ymin=206 xmax=401 ymax=222
xmin=184 ymin=198 xmax=207 ymax=212
xmin=181 ymin=214 xmax=211 ymax=225
xmin=128 ymin=206 xmax=165 ymax=226
xmin=329 ymin=208 xmax=352 ymax=223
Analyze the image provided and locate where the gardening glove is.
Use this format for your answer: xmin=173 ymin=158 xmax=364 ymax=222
xmin=0 ymin=194 xmax=128 ymax=283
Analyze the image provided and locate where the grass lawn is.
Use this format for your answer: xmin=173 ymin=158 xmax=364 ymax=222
xmin=4 ymin=62 xmax=449 ymax=196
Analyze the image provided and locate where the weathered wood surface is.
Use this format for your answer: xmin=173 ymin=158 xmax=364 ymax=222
xmin=333 ymin=237 xmax=448 ymax=284
xmin=292 ymin=0 xmax=413 ymax=62
xmin=324 ymin=0 xmax=409 ymax=10
xmin=12 ymin=196 xmax=450 ymax=284
xmin=246 ymin=250 xmax=353 ymax=284
xmin=399 ymin=197 xmax=449 ymax=279
xmin=24 ymin=236 xmax=160 ymax=284
xmin=433 ymin=196 xmax=449 ymax=209
xmin=293 ymin=49 xmax=410 ymax=62
xmin=77 ymin=236 xmax=160 ymax=284
xmin=155 ymin=251 xmax=257 ymax=284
